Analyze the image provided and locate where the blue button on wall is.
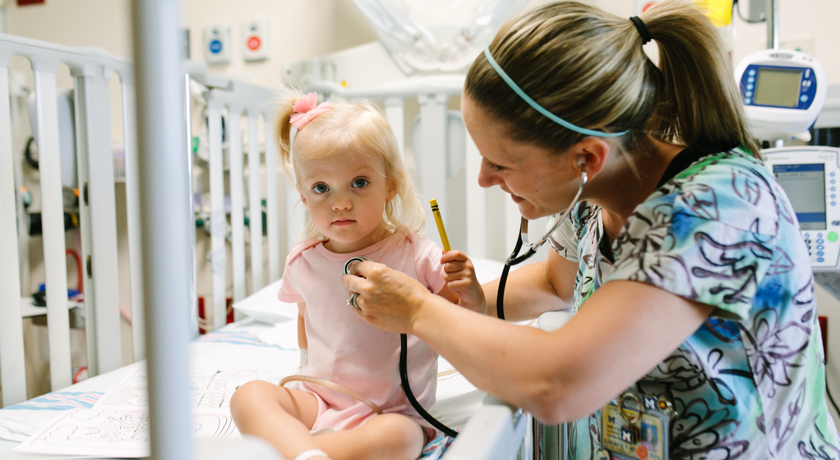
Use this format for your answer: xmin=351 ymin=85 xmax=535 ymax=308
xmin=817 ymin=240 xmax=825 ymax=245
xmin=818 ymin=245 xmax=824 ymax=250
xmin=805 ymin=233 xmax=811 ymax=238
xmin=819 ymin=233 xmax=824 ymax=237
xmin=831 ymin=179 xmax=836 ymax=184
xmin=832 ymin=202 xmax=836 ymax=206
xmin=818 ymin=258 xmax=825 ymax=262
xmin=831 ymin=194 xmax=836 ymax=199
xmin=818 ymin=251 xmax=825 ymax=256
xmin=832 ymin=187 xmax=837 ymax=191
xmin=831 ymin=172 xmax=836 ymax=177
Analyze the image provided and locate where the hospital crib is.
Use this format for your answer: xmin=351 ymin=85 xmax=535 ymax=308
xmin=0 ymin=30 xmax=536 ymax=460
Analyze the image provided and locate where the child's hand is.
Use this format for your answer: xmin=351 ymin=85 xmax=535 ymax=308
xmin=441 ymin=250 xmax=486 ymax=314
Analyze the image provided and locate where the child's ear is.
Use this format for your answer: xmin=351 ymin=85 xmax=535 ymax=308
xmin=298 ymin=188 xmax=308 ymax=207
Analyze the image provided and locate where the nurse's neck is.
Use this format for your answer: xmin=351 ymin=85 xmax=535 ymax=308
xmin=587 ymin=139 xmax=685 ymax=241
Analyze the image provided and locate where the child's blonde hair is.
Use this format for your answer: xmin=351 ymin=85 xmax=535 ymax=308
xmin=275 ymin=89 xmax=425 ymax=241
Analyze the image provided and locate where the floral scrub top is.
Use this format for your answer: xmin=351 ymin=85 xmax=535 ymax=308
xmin=547 ymin=146 xmax=840 ymax=460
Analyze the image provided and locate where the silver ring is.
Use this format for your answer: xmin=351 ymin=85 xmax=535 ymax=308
xmin=347 ymin=292 xmax=360 ymax=309
xmin=342 ymin=256 xmax=372 ymax=276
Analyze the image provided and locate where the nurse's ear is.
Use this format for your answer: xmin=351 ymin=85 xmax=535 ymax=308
xmin=572 ymin=137 xmax=611 ymax=179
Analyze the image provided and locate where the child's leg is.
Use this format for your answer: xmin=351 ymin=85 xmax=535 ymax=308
xmin=312 ymin=413 xmax=427 ymax=460
xmin=230 ymin=380 xmax=326 ymax=460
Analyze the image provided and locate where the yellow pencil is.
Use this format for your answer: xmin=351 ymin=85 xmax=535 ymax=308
xmin=429 ymin=199 xmax=451 ymax=252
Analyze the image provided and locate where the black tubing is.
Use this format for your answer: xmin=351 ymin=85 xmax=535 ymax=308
xmin=400 ymin=334 xmax=458 ymax=438
xmin=496 ymin=231 xmax=524 ymax=320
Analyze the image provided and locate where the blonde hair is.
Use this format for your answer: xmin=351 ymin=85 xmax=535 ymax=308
xmin=275 ymin=89 xmax=424 ymax=241
xmin=465 ymin=0 xmax=760 ymax=157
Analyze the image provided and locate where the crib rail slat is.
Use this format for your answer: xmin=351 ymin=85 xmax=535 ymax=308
xmin=418 ymin=93 xmax=449 ymax=238
xmin=465 ymin=135 xmax=486 ymax=259
xmin=74 ymin=69 xmax=122 ymax=375
xmin=120 ymin=77 xmax=145 ymax=361
xmin=72 ymin=72 xmax=100 ymax=376
xmin=385 ymin=97 xmax=405 ymax=158
xmin=32 ymin=62 xmax=73 ymax=391
xmin=247 ymin=111 xmax=264 ymax=292
xmin=229 ymin=105 xmax=246 ymax=302
xmin=0 ymin=56 xmax=28 ymax=407
xmin=264 ymin=113 xmax=280 ymax=282
xmin=207 ymin=100 xmax=227 ymax=331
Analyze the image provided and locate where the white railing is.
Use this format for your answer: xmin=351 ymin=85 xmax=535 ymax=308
xmin=0 ymin=34 xmax=136 ymax=405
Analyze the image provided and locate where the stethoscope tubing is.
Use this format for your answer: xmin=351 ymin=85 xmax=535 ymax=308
xmin=343 ymin=256 xmax=460 ymax=438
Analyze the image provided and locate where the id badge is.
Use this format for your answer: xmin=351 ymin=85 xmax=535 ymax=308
xmin=598 ymin=391 xmax=671 ymax=460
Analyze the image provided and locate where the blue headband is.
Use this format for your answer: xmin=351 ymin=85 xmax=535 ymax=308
xmin=483 ymin=46 xmax=628 ymax=138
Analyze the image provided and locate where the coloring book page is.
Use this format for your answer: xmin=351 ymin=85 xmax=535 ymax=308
xmin=96 ymin=365 xmax=295 ymax=409
xmin=14 ymin=407 xmax=240 ymax=457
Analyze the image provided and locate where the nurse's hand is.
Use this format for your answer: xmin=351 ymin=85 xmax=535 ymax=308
xmin=341 ymin=261 xmax=432 ymax=334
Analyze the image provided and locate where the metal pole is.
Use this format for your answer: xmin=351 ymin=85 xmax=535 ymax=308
xmin=766 ymin=0 xmax=779 ymax=49
xmin=185 ymin=74 xmax=199 ymax=339
xmin=131 ymin=0 xmax=195 ymax=458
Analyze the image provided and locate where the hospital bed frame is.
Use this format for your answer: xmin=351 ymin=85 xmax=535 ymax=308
xmin=0 ymin=4 xmax=535 ymax=457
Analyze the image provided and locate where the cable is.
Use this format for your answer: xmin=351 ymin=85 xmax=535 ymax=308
xmin=24 ymin=137 xmax=38 ymax=170
xmin=65 ymin=249 xmax=83 ymax=293
xmin=733 ymin=0 xmax=765 ymax=24
xmin=828 ymin=384 xmax=840 ymax=419
xmin=496 ymin=231 xmax=524 ymax=320
xmin=400 ymin=333 xmax=458 ymax=438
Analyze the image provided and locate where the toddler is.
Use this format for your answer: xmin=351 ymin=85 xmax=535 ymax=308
xmin=230 ymin=91 xmax=485 ymax=460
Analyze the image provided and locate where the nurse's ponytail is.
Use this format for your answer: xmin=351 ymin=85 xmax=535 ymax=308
xmin=465 ymin=0 xmax=760 ymax=157
xmin=642 ymin=2 xmax=759 ymax=154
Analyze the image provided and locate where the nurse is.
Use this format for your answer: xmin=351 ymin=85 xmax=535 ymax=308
xmin=342 ymin=1 xmax=840 ymax=458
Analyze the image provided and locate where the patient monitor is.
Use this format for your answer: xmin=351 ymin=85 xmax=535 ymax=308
xmin=763 ymin=147 xmax=840 ymax=272
xmin=735 ymin=49 xmax=827 ymax=142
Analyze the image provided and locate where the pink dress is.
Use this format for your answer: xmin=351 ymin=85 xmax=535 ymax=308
xmin=278 ymin=231 xmax=444 ymax=436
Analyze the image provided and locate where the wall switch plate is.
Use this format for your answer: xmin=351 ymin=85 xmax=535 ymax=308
xmin=242 ymin=19 xmax=270 ymax=62
xmin=204 ymin=24 xmax=232 ymax=65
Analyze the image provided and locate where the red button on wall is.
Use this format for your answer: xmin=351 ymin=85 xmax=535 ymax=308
xmin=247 ymin=36 xmax=261 ymax=51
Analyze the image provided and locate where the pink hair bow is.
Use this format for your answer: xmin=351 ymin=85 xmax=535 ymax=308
xmin=290 ymin=92 xmax=333 ymax=130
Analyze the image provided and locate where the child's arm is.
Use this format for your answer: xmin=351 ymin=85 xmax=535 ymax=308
xmin=297 ymin=302 xmax=308 ymax=366
xmin=440 ymin=250 xmax=487 ymax=315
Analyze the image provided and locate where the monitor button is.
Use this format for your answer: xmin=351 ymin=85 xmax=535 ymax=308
xmin=817 ymin=251 xmax=825 ymax=256
xmin=801 ymin=95 xmax=809 ymax=102
xmin=829 ymin=231 xmax=839 ymax=242
xmin=818 ymin=257 xmax=825 ymax=263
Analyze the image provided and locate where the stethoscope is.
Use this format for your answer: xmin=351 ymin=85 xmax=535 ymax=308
xmin=339 ymin=168 xmax=588 ymax=438
xmin=496 ymin=170 xmax=588 ymax=320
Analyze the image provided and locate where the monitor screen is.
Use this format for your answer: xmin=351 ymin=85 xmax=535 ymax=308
xmin=773 ymin=163 xmax=826 ymax=230
xmin=754 ymin=68 xmax=803 ymax=107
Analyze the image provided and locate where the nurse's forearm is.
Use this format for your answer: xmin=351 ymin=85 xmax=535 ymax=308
xmin=482 ymin=261 xmax=569 ymax=321
xmin=411 ymin=294 xmax=570 ymax=420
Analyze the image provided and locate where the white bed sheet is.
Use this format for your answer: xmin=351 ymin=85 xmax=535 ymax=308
xmin=0 ymin=318 xmax=483 ymax=457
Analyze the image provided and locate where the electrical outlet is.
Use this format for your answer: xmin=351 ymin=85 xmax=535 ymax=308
xmin=780 ymin=37 xmax=815 ymax=56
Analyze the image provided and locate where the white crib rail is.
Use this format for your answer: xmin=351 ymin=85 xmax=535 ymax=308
xmin=200 ymin=79 xmax=281 ymax=330
xmin=0 ymin=34 xmax=139 ymax=404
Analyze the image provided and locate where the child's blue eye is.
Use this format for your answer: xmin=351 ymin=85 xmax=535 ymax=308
xmin=312 ymin=184 xmax=329 ymax=194
xmin=352 ymin=178 xmax=369 ymax=189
